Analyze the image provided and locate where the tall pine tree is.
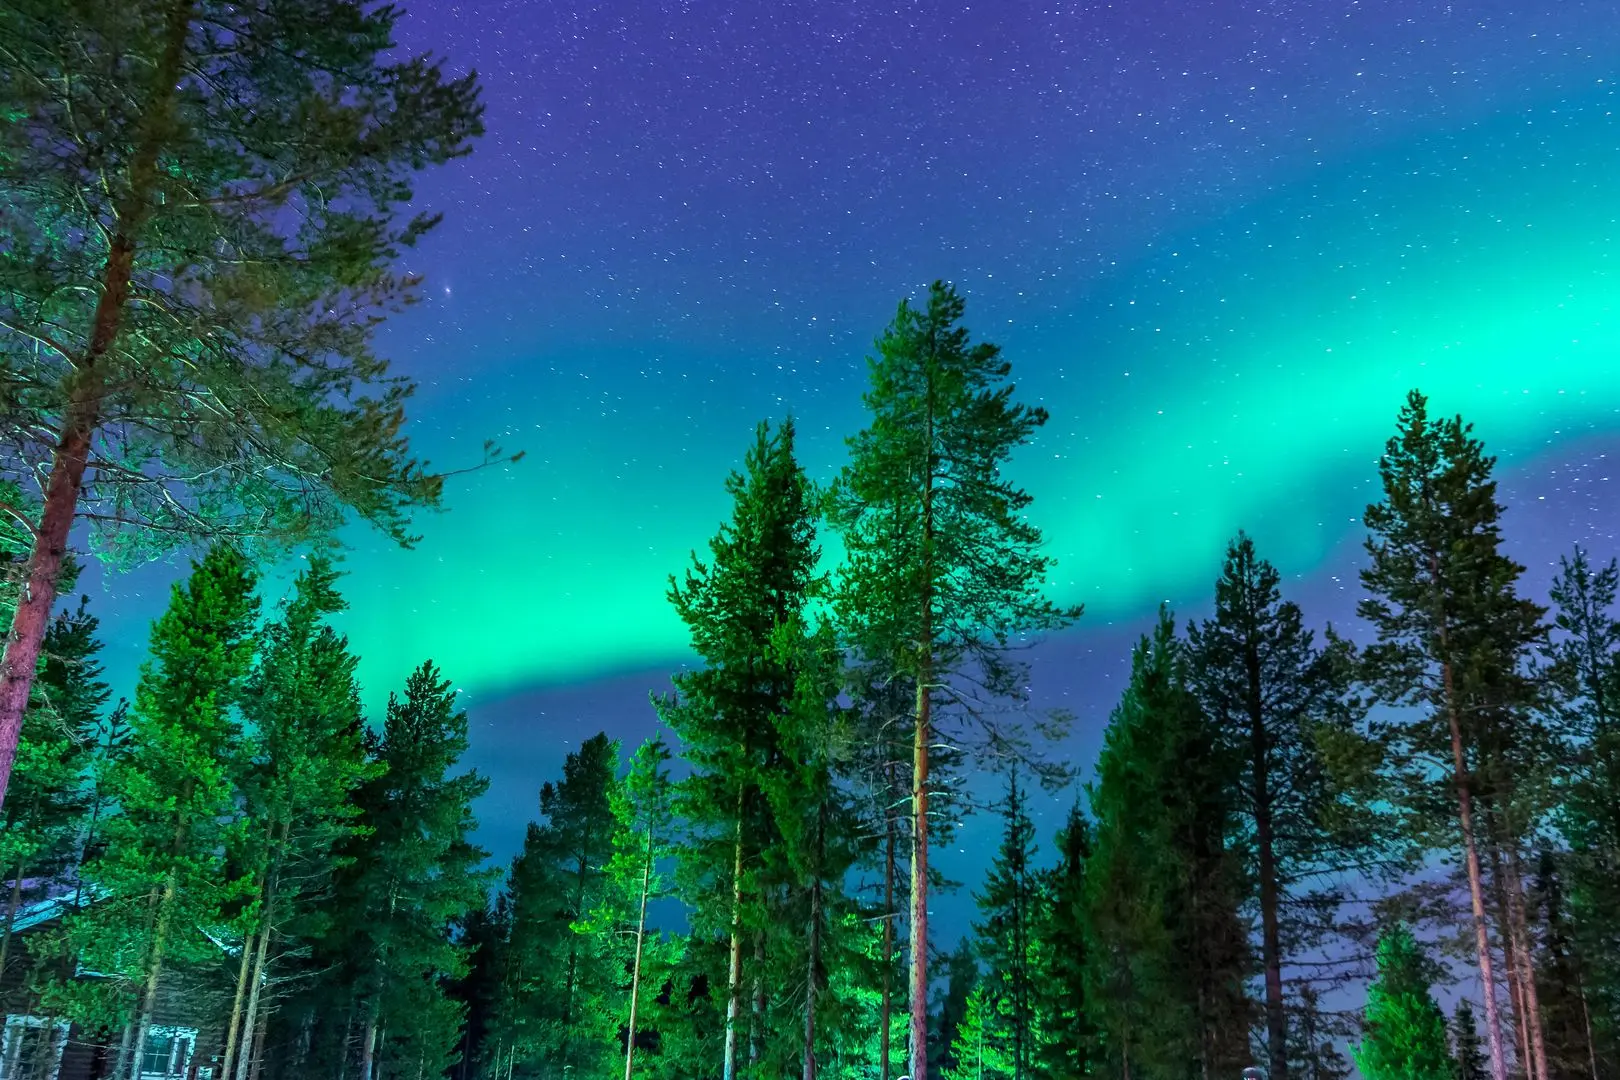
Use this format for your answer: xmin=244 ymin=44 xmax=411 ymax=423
xmin=831 ymin=281 xmax=1078 ymax=1080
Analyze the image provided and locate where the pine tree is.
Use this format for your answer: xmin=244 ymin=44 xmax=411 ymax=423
xmin=1289 ymin=986 xmax=1351 ymax=1080
xmin=330 ymin=662 xmax=492 ymax=1080
xmin=43 ymin=546 xmax=259 ymax=1074
xmin=1353 ymin=925 xmax=1450 ymax=1080
xmin=0 ymin=0 xmax=498 ymax=812
xmin=1033 ymin=802 xmax=1093 ymax=1080
xmin=1452 ymin=1001 xmax=1488 ymax=1080
xmin=1184 ymin=532 xmax=1365 ymax=1080
xmin=223 ymin=560 xmax=376 ymax=1080
xmin=656 ymin=417 xmax=820 ymax=1080
xmin=1531 ymin=847 xmax=1600 ymax=1080
xmin=1358 ymin=389 xmax=1549 ymax=1080
xmin=973 ymin=771 xmax=1041 ymax=1080
xmin=830 ymin=280 xmax=1079 ymax=1080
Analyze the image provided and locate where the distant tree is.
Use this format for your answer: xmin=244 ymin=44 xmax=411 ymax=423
xmin=973 ymin=770 xmax=1041 ymax=1080
xmin=0 ymin=0 xmax=499 ymax=813
xmin=222 ymin=560 xmax=376 ymax=1080
xmin=1084 ymin=613 xmax=1184 ymax=1080
xmin=1033 ymin=802 xmax=1094 ymax=1080
xmin=330 ymin=662 xmax=492 ymax=1080
xmin=1358 ymin=389 xmax=1549 ymax=1080
xmin=943 ymin=984 xmax=1014 ymax=1080
xmin=1353 ymin=925 xmax=1450 ymax=1080
xmin=42 ymin=546 xmax=258 ymax=1072
xmin=1289 ymin=986 xmax=1351 ymax=1080
xmin=1545 ymin=547 xmax=1620 ymax=1066
xmin=489 ymin=733 xmax=621 ymax=1078
xmin=656 ymin=418 xmax=819 ymax=1080
xmin=830 ymin=280 xmax=1079 ymax=1080
xmin=1451 ymin=1001 xmax=1487 ymax=1080
xmin=1184 ymin=532 xmax=1368 ymax=1080
xmin=1531 ymin=847 xmax=1600 ymax=1079
xmin=932 ymin=940 xmax=978 ymax=1078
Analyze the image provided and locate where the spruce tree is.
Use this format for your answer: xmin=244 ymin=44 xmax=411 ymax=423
xmin=0 ymin=598 xmax=109 ymax=981
xmin=330 ymin=662 xmax=492 ymax=1080
xmin=1352 ymin=925 xmax=1450 ymax=1080
xmin=1033 ymin=802 xmax=1094 ymax=1080
xmin=1184 ymin=532 xmax=1364 ymax=1080
xmin=943 ymin=984 xmax=1014 ymax=1080
xmin=224 ymin=560 xmax=376 ymax=1080
xmin=43 ymin=545 xmax=258 ymax=1075
xmin=830 ymin=280 xmax=1079 ymax=1080
xmin=1358 ymin=390 xmax=1548 ymax=1080
xmin=656 ymin=417 xmax=820 ymax=1080
xmin=1452 ymin=1001 xmax=1487 ymax=1080
xmin=933 ymin=941 xmax=978 ymax=1078
xmin=972 ymin=770 xmax=1041 ymax=1080
xmin=1085 ymin=608 xmax=1251 ymax=1080
xmin=0 ymin=0 xmax=498 ymax=812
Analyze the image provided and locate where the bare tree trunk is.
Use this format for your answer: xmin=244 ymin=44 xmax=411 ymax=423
xmin=908 ymin=670 xmax=932 ymax=1080
xmin=247 ymin=1011 xmax=268 ymax=1080
xmin=1442 ymin=654 xmax=1511 ymax=1080
xmin=623 ymin=824 xmax=654 ymax=1080
xmin=1502 ymin=846 xmax=1550 ymax=1080
xmin=128 ymin=873 xmax=178 ymax=1080
xmin=881 ymin=769 xmax=896 ymax=1080
xmin=722 ymin=803 xmax=745 ymax=1080
xmin=1489 ymin=839 xmax=1532 ymax=1076
xmin=235 ymin=887 xmax=276 ymax=1080
xmin=0 ymin=0 xmax=195 ymax=812
xmin=221 ymin=924 xmax=258 ymax=1080
xmin=359 ymin=1013 xmax=378 ymax=1080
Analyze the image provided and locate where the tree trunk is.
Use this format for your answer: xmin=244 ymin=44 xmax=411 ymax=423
xmin=1442 ymin=655 xmax=1511 ymax=1080
xmin=803 ymin=802 xmax=826 ymax=1080
xmin=881 ymin=769 xmax=896 ymax=1080
xmin=0 ymin=0 xmax=195 ymax=812
xmin=908 ymin=670 xmax=932 ymax=1080
xmin=1487 ymin=838 xmax=1532 ymax=1075
xmin=1245 ymin=635 xmax=1288 ymax=1080
xmin=1501 ymin=846 xmax=1550 ymax=1080
xmin=359 ymin=1013 xmax=378 ymax=1080
xmin=247 ymin=1010 xmax=268 ymax=1080
xmin=221 ymin=924 xmax=257 ymax=1080
xmin=128 ymin=873 xmax=179 ymax=1080
xmin=722 ymin=803 xmax=745 ymax=1080
xmin=623 ymin=824 xmax=653 ymax=1080
xmin=235 ymin=887 xmax=276 ymax=1080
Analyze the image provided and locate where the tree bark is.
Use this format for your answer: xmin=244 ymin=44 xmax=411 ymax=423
xmin=0 ymin=0 xmax=194 ymax=812
xmin=722 ymin=803 xmax=745 ymax=1080
xmin=908 ymin=669 xmax=932 ymax=1080
xmin=1243 ymin=630 xmax=1288 ymax=1080
xmin=623 ymin=824 xmax=653 ymax=1080
xmin=881 ymin=765 xmax=896 ymax=1080
xmin=221 ymin=924 xmax=257 ymax=1080
xmin=1442 ymin=653 xmax=1511 ymax=1080
xmin=234 ymin=885 xmax=276 ymax=1080
xmin=1501 ymin=846 xmax=1550 ymax=1080
xmin=128 ymin=873 xmax=178 ymax=1080
xmin=359 ymin=1013 xmax=378 ymax=1080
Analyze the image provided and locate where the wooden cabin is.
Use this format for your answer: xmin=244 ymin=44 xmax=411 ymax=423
xmin=0 ymin=890 xmax=227 ymax=1080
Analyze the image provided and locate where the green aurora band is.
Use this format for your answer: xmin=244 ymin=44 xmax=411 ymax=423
xmin=335 ymin=87 xmax=1620 ymax=701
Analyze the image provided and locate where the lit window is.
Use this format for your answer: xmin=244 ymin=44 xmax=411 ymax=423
xmin=0 ymin=1016 xmax=68 ymax=1080
xmin=138 ymin=1027 xmax=197 ymax=1080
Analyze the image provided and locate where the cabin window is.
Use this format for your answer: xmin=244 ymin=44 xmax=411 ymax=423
xmin=138 ymin=1027 xmax=196 ymax=1080
xmin=0 ymin=1016 xmax=68 ymax=1080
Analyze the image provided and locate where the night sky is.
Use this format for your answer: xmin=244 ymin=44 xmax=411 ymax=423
xmin=84 ymin=0 xmax=1620 ymax=943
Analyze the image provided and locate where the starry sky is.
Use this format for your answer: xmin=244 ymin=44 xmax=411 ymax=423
xmin=85 ymin=0 xmax=1620 ymax=941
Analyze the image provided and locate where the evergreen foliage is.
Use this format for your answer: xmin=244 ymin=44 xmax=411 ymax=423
xmin=1353 ymin=925 xmax=1451 ymax=1080
xmin=0 ymin=0 xmax=501 ymax=812
xmin=1451 ymin=1000 xmax=1487 ymax=1080
xmin=972 ymin=770 xmax=1041 ymax=1080
xmin=1032 ymin=802 xmax=1094 ymax=1080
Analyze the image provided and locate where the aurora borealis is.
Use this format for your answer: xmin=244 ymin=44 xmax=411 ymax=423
xmin=83 ymin=0 xmax=1620 ymax=878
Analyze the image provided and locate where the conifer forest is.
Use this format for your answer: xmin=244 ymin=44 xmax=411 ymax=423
xmin=0 ymin=2 xmax=1617 ymax=1080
